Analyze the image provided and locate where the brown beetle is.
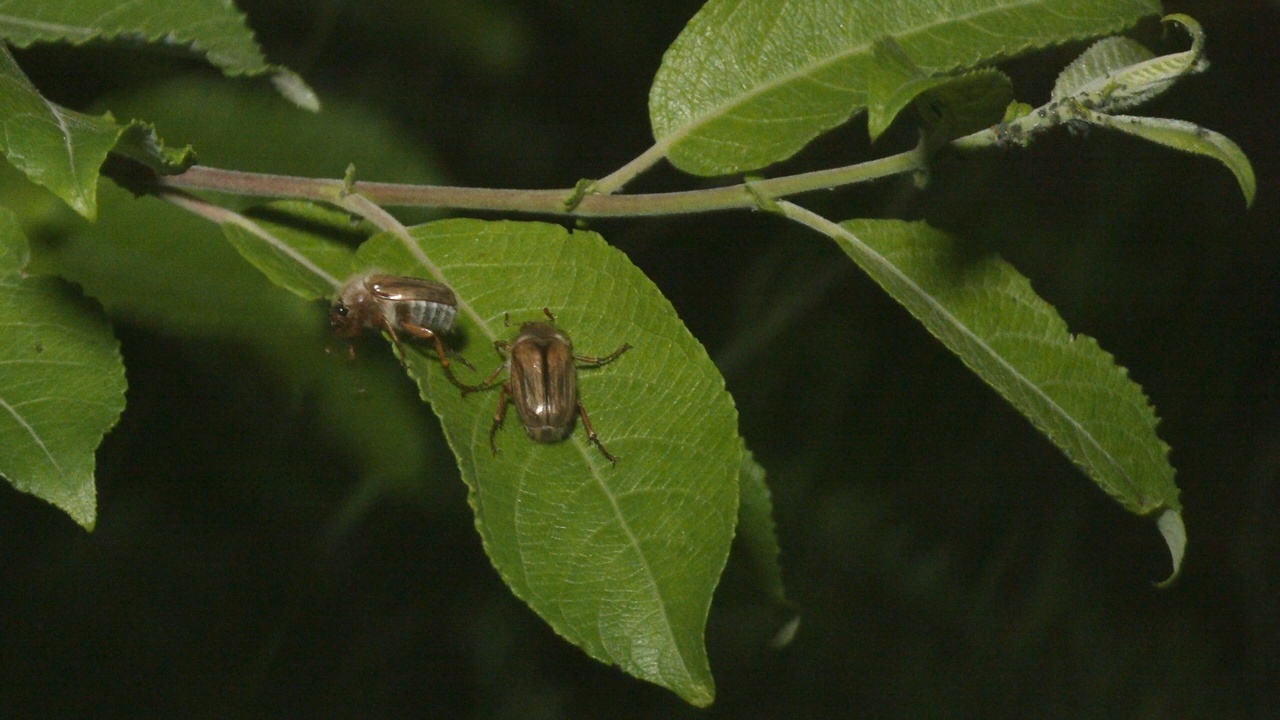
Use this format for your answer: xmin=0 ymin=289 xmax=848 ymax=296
xmin=465 ymin=308 xmax=630 ymax=463
xmin=330 ymin=272 xmax=471 ymax=386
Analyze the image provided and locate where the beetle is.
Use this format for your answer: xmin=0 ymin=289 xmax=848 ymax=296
xmin=464 ymin=308 xmax=631 ymax=463
xmin=330 ymin=272 xmax=472 ymax=386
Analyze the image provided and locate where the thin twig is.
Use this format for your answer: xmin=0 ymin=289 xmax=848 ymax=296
xmin=156 ymin=138 xmax=943 ymax=218
xmin=157 ymin=187 xmax=343 ymax=290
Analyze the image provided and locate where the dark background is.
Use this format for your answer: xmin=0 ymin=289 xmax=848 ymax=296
xmin=2 ymin=1 xmax=1276 ymax=717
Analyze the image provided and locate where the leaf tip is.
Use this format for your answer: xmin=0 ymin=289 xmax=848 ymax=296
xmin=770 ymin=613 xmax=801 ymax=649
xmin=271 ymin=69 xmax=321 ymax=112
xmin=1154 ymin=508 xmax=1186 ymax=587
xmin=683 ymin=682 xmax=716 ymax=708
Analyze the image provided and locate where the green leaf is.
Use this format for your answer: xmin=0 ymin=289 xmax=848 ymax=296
xmin=649 ymin=0 xmax=1160 ymax=176
xmin=913 ymin=68 xmax=1013 ymax=149
xmin=111 ymin=122 xmax=197 ymax=175
xmin=354 ymin=219 xmax=740 ymax=706
xmin=221 ymin=201 xmax=364 ymax=302
xmin=0 ymin=46 xmax=193 ymax=218
xmin=0 ymin=0 xmax=317 ymax=110
xmin=737 ymin=445 xmax=788 ymax=607
xmin=1155 ymin=508 xmax=1184 ymax=588
xmin=0 ymin=45 xmax=120 ymax=218
xmin=1075 ymin=109 xmax=1256 ymax=209
xmin=34 ymin=185 xmax=443 ymax=517
xmin=866 ymin=37 xmax=952 ymax=141
xmin=1052 ymin=37 xmax=1155 ymax=103
xmin=866 ymin=37 xmax=1012 ymax=144
xmin=782 ymin=207 xmax=1182 ymax=578
xmin=0 ymin=208 xmax=124 ymax=529
xmin=1043 ymin=13 xmax=1243 ymax=205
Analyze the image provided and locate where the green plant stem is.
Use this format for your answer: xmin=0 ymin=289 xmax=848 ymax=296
xmin=154 ymin=140 xmax=934 ymax=218
xmin=157 ymin=186 xmax=343 ymax=288
xmin=593 ymin=141 xmax=671 ymax=195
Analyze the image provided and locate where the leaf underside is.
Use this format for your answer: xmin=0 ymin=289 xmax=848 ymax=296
xmin=823 ymin=217 xmax=1182 ymax=578
xmin=836 ymin=219 xmax=1179 ymax=515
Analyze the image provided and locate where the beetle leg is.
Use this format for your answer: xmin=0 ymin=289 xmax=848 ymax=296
xmin=400 ymin=323 xmax=478 ymax=390
xmin=542 ymin=307 xmax=556 ymax=323
xmin=576 ymin=401 xmax=618 ymax=464
xmin=574 ymin=343 xmax=632 ymax=367
xmin=448 ymin=347 xmax=476 ymax=371
xmin=458 ymin=341 xmax=512 ymax=395
xmin=489 ymin=383 xmax=511 ymax=456
xmin=461 ymin=358 xmax=510 ymax=397
xmin=376 ymin=319 xmax=410 ymax=368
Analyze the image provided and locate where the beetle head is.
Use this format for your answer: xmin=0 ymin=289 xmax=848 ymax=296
xmin=330 ymin=273 xmax=375 ymax=337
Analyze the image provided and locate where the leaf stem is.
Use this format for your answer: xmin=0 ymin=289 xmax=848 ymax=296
xmin=156 ymin=187 xmax=343 ymax=289
xmin=593 ymin=141 xmax=671 ymax=195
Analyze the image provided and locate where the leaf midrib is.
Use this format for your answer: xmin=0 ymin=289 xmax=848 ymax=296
xmin=794 ymin=206 xmax=1145 ymax=500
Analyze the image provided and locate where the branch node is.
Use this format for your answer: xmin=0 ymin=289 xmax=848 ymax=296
xmin=562 ymin=178 xmax=597 ymax=212
xmin=743 ymin=174 xmax=783 ymax=215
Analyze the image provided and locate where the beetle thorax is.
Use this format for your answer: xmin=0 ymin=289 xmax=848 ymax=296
xmin=331 ymin=272 xmax=363 ymax=308
xmin=330 ymin=274 xmax=376 ymax=335
xmin=515 ymin=322 xmax=571 ymax=349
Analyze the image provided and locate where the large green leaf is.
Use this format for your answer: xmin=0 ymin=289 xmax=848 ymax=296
xmin=649 ymin=0 xmax=1160 ymax=176
xmin=0 ymin=208 xmax=124 ymax=529
xmin=782 ymin=208 xmax=1182 ymax=578
xmin=352 ymin=219 xmax=740 ymax=706
xmin=0 ymin=0 xmax=316 ymax=109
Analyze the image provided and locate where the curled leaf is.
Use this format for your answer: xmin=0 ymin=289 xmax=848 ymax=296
xmin=1076 ymin=108 xmax=1256 ymax=207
